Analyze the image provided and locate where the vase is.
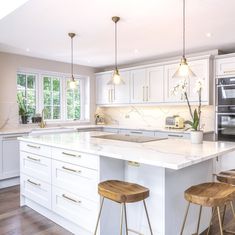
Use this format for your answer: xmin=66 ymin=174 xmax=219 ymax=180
xmin=21 ymin=115 xmax=28 ymax=124
xmin=190 ymin=130 xmax=203 ymax=144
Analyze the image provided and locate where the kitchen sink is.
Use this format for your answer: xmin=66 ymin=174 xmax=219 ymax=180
xmin=92 ymin=134 xmax=167 ymax=143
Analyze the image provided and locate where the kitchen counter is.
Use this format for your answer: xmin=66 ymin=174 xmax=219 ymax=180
xmin=18 ymin=131 xmax=235 ymax=235
xmin=19 ymin=131 xmax=232 ymax=170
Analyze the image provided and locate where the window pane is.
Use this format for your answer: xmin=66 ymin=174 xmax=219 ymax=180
xmin=17 ymin=74 xmax=26 ymax=89
xmin=44 ymin=91 xmax=51 ymax=105
xmin=27 ymin=90 xmax=36 ymax=106
xmin=53 ymin=92 xmax=60 ymax=105
xmin=28 ymin=106 xmax=36 ymax=117
xmin=53 ymin=79 xmax=60 ymax=92
xmin=27 ymin=75 xmax=35 ymax=89
xmin=43 ymin=77 xmax=51 ymax=91
xmin=66 ymin=91 xmax=73 ymax=106
xmin=53 ymin=106 xmax=60 ymax=119
xmin=75 ymin=106 xmax=80 ymax=119
xmin=44 ymin=106 xmax=51 ymax=119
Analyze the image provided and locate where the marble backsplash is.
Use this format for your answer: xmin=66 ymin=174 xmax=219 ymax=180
xmin=96 ymin=105 xmax=215 ymax=131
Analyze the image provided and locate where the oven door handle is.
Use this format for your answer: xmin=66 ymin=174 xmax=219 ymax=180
xmin=217 ymin=84 xmax=235 ymax=88
xmin=217 ymin=113 xmax=235 ymax=115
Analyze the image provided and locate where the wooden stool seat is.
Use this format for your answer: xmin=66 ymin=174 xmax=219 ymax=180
xmin=185 ymin=182 xmax=235 ymax=207
xmin=217 ymin=169 xmax=235 ymax=185
xmin=98 ymin=180 xmax=149 ymax=203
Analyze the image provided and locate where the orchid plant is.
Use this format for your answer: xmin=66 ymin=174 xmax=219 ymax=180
xmin=171 ymin=79 xmax=204 ymax=131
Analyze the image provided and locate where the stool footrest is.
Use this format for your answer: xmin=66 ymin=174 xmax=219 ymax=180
xmin=128 ymin=228 xmax=144 ymax=235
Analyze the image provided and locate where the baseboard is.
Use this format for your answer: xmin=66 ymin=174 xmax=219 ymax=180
xmin=0 ymin=177 xmax=20 ymax=189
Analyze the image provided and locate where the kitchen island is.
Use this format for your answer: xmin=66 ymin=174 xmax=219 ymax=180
xmin=19 ymin=131 xmax=235 ymax=235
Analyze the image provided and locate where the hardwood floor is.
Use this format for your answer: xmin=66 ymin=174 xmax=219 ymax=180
xmin=0 ymin=186 xmax=72 ymax=235
xmin=1 ymin=186 xmax=235 ymax=234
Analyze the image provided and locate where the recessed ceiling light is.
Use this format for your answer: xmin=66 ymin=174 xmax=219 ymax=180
xmin=206 ymin=32 xmax=212 ymax=38
xmin=26 ymin=48 xmax=30 ymax=52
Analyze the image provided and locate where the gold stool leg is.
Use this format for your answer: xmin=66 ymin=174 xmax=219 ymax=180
xmin=180 ymin=202 xmax=190 ymax=235
xmin=124 ymin=203 xmax=128 ymax=235
xmin=120 ymin=203 xmax=124 ymax=235
xmin=143 ymin=199 xmax=153 ymax=235
xmin=94 ymin=197 xmax=105 ymax=235
xmin=222 ymin=204 xmax=227 ymax=226
xmin=207 ymin=207 xmax=215 ymax=235
xmin=196 ymin=205 xmax=202 ymax=235
xmin=217 ymin=206 xmax=224 ymax=235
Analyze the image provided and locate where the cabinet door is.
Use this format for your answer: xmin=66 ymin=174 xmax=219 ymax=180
xmin=188 ymin=59 xmax=209 ymax=103
xmin=130 ymin=69 xmax=146 ymax=103
xmin=2 ymin=139 xmax=20 ymax=179
xmin=113 ymin=71 xmax=130 ymax=104
xmin=96 ymin=73 xmax=112 ymax=105
xmin=164 ymin=63 xmax=187 ymax=103
xmin=146 ymin=66 xmax=164 ymax=103
xmin=216 ymin=57 xmax=235 ymax=77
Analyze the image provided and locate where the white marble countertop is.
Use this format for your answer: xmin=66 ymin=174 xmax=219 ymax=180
xmin=19 ymin=131 xmax=234 ymax=170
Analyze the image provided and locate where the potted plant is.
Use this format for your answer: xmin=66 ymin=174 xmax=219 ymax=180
xmin=17 ymin=93 xmax=29 ymax=124
xmin=172 ymin=79 xmax=204 ymax=144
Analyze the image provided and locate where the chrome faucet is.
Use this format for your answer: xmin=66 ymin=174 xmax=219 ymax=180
xmin=39 ymin=109 xmax=46 ymax=128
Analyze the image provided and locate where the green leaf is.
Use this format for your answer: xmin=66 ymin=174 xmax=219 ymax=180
xmin=184 ymin=120 xmax=193 ymax=127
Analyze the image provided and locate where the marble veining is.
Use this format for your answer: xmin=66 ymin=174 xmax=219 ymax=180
xmin=19 ymin=131 xmax=235 ymax=170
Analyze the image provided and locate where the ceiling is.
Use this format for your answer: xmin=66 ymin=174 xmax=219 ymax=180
xmin=0 ymin=0 xmax=235 ymax=68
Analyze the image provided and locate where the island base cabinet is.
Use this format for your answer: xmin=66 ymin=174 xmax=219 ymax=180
xmin=21 ymin=173 xmax=51 ymax=209
xmin=52 ymin=186 xmax=99 ymax=233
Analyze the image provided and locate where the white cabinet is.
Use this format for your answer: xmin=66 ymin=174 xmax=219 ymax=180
xmin=216 ymin=56 xmax=235 ymax=77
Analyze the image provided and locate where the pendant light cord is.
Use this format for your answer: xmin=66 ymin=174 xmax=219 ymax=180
xmin=71 ymin=35 xmax=74 ymax=80
xmin=115 ymin=21 xmax=118 ymax=70
xmin=183 ymin=0 xmax=186 ymax=58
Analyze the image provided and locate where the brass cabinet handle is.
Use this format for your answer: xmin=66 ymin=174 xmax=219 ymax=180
xmin=168 ymin=134 xmax=184 ymax=138
xmin=62 ymin=152 xmax=81 ymax=158
xmin=27 ymin=144 xmax=40 ymax=149
xmin=27 ymin=156 xmax=40 ymax=162
xmin=143 ymin=86 xmax=145 ymax=101
xmin=146 ymin=86 xmax=149 ymax=101
xmin=224 ymin=70 xmax=235 ymax=74
xmin=62 ymin=194 xmax=81 ymax=204
xmin=62 ymin=166 xmax=81 ymax=173
xmin=113 ymin=88 xmax=115 ymax=102
xmin=130 ymin=131 xmax=143 ymax=135
xmin=27 ymin=179 xmax=41 ymax=187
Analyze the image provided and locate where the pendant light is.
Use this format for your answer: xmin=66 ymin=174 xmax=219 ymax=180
xmin=68 ymin=32 xmax=78 ymax=89
xmin=107 ymin=16 xmax=125 ymax=85
xmin=172 ymin=0 xmax=196 ymax=79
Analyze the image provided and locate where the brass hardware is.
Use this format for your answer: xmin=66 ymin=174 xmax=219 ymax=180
xmin=62 ymin=166 xmax=81 ymax=173
xmin=62 ymin=194 xmax=81 ymax=203
xmin=128 ymin=161 xmax=140 ymax=167
xmin=27 ymin=144 xmax=40 ymax=149
xmin=39 ymin=108 xmax=46 ymax=128
xmin=112 ymin=16 xmax=120 ymax=23
xmin=62 ymin=152 xmax=81 ymax=158
xmin=27 ymin=179 xmax=41 ymax=187
xmin=224 ymin=70 xmax=235 ymax=74
xmin=146 ymin=86 xmax=149 ymax=101
xmin=143 ymin=86 xmax=145 ymax=101
xmin=143 ymin=200 xmax=153 ymax=235
xmin=27 ymin=156 xmax=40 ymax=162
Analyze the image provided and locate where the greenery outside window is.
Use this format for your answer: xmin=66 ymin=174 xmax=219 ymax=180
xmin=17 ymin=73 xmax=37 ymax=118
xmin=43 ymin=76 xmax=61 ymax=120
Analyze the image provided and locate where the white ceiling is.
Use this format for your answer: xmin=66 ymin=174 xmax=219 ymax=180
xmin=0 ymin=0 xmax=235 ymax=68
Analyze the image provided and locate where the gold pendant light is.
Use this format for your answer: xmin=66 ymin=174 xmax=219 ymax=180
xmin=68 ymin=32 xmax=78 ymax=89
xmin=107 ymin=16 xmax=125 ymax=85
xmin=172 ymin=0 xmax=196 ymax=79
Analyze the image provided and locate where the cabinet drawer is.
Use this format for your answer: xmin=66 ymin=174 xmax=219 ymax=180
xmin=20 ymin=151 xmax=51 ymax=183
xmin=52 ymin=186 xmax=98 ymax=233
xmin=51 ymin=147 xmax=99 ymax=170
xmin=52 ymin=160 xmax=99 ymax=202
xmin=21 ymin=173 xmax=51 ymax=209
xmin=20 ymin=141 xmax=51 ymax=157
xmin=216 ymin=57 xmax=235 ymax=77
xmin=167 ymin=133 xmax=189 ymax=139
xmin=119 ymin=129 xmax=155 ymax=137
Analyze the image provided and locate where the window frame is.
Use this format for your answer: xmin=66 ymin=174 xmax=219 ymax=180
xmin=16 ymin=69 xmax=88 ymax=123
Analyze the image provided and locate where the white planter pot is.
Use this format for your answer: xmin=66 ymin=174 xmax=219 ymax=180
xmin=190 ymin=131 xmax=203 ymax=144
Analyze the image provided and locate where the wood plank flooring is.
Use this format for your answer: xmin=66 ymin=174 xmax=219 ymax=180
xmin=0 ymin=186 xmax=72 ymax=235
xmin=0 ymin=185 xmax=235 ymax=234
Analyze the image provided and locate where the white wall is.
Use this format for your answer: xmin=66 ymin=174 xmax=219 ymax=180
xmin=0 ymin=52 xmax=96 ymax=129
xmin=97 ymin=105 xmax=215 ymax=131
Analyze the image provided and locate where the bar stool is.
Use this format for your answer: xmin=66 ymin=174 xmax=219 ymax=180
xmin=216 ymin=169 xmax=235 ymax=234
xmin=94 ymin=180 xmax=153 ymax=235
xmin=180 ymin=182 xmax=235 ymax=235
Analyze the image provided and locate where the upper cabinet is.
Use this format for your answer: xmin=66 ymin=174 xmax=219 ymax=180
xmin=96 ymin=56 xmax=212 ymax=106
xmin=216 ymin=56 xmax=235 ymax=77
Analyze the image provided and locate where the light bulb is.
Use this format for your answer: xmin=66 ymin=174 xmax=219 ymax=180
xmin=69 ymin=80 xmax=77 ymax=89
xmin=107 ymin=69 xmax=125 ymax=85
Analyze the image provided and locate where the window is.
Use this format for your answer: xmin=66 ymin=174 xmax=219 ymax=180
xmin=43 ymin=76 xmax=61 ymax=120
xmin=66 ymin=79 xmax=81 ymax=120
xmin=17 ymin=73 xmax=37 ymax=117
xmin=17 ymin=70 xmax=88 ymax=123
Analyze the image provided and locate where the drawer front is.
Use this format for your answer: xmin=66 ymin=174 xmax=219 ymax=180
xmin=52 ymin=186 xmax=98 ymax=232
xmin=20 ymin=151 xmax=51 ymax=183
xmin=52 ymin=160 xmax=99 ymax=201
xmin=119 ymin=129 xmax=155 ymax=137
xmin=21 ymin=173 xmax=51 ymax=209
xmin=20 ymin=141 xmax=51 ymax=157
xmin=51 ymin=147 xmax=99 ymax=170
xmin=167 ymin=133 xmax=189 ymax=139
xmin=216 ymin=57 xmax=235 ymax=77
